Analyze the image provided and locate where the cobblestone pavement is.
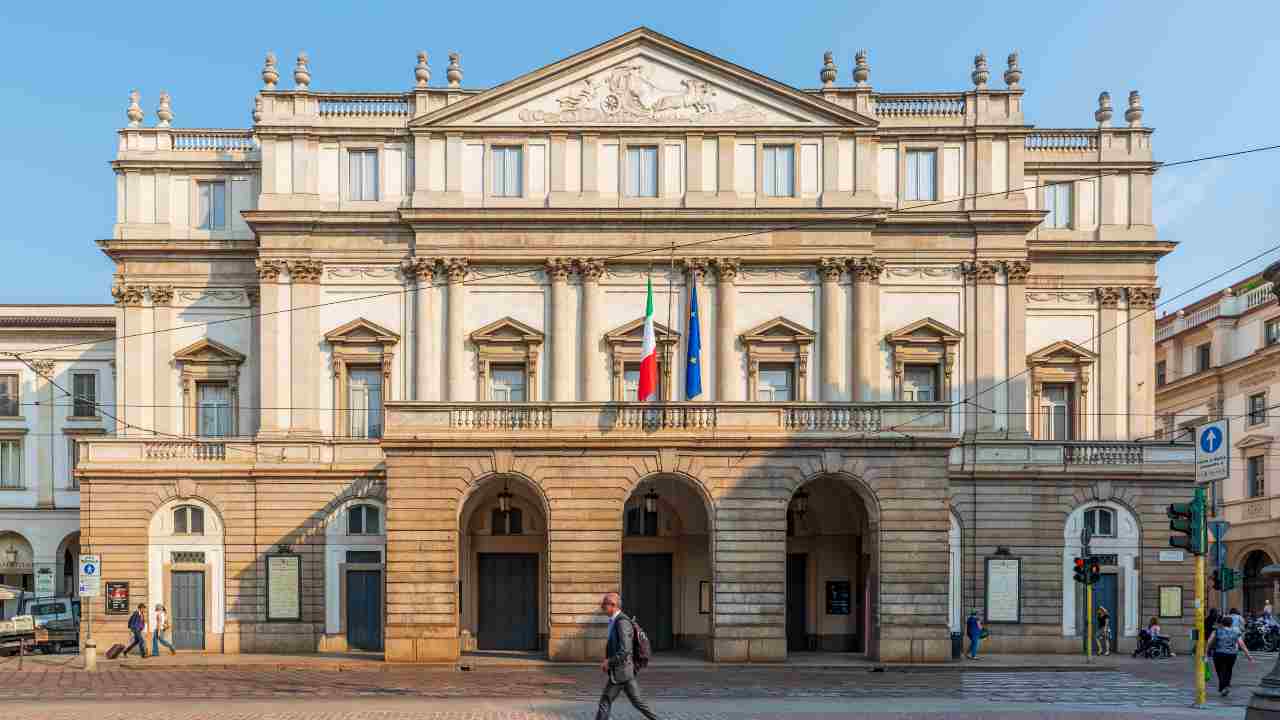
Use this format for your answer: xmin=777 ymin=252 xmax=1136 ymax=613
xmin=0 ymin=653 xmax=1267 ymax=718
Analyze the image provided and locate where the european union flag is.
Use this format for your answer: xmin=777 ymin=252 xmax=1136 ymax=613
xmin=685 ymin=277 xmax=703 ymax=399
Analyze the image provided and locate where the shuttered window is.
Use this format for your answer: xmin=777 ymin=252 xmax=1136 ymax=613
xmin=625 ymin=146 xmax=658 ymax=197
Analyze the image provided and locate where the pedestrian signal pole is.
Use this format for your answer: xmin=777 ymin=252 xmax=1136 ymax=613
xmin=1170 ymin=487 xmax=1207 ymax=707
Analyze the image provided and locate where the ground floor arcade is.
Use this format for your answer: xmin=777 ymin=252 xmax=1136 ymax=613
xmin=0 ymin=510 xmax=79 ymax=618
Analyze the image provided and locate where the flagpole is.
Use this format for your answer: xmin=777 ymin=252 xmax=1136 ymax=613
xmin=666 ymin=243 xmax=676 ymax=401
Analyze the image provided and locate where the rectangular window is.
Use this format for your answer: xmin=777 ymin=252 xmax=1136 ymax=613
xmin=0 ymin=440 xmax=20 ymax=489
xmin=196 ymin=382 xmax=231 ymax=438
xmin=1041 ymin=182 xmax=1073 ymax=229
xmin=0 ymin=375 xmax=16 ymax=417
xmin=905 ymin=150 xmax=937 ymax=201
xmin=491 ymin=146 xmax=523 ymax=197
xmin=1155 ymin=361 xmax=1166 ymax=387
xmin=197 ymin=181 xmax=226 ymax=229
xmin=1041 ymin=383 xmax=1074 ymax=441
xmin=349 ymin=149 xmax=379 ymax=201
xmin=1196 ymin=343 xmax=1212 ymax=373
xmin=1267 ymin=319 xmax=1280 ymax=347
xmin=72 ymin=373 xmax=96 ymax=417
xmin=490 ymin=364 xmax=527 ymax=402
xmin=623 ymin=361 xmax=662 ymax=401
xmin=67 ymin=438 xmax=80 ymax=489
xmin=757 ymin=363 xmax=794 ymax=402
xmin=1249 ymin=455 xmax=1266 ymax=498
xmin=903 ymin=364 xmax=938 ymax=402
xmin=1250 ymin=393 xmax=1268 ymax=426
xmin=762 ymin=145 xmax=795 ymax=197
xmin=347 ymin=368 xmax=383 ymax=439
xmin=625 ymin=146 xmax=659 ymax=198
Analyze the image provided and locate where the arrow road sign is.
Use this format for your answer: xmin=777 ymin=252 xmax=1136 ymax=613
xmin=1196 ymin=420 xmax=1230 ymax=483
xmin=78 ymin=554 xmax=101 ymax=597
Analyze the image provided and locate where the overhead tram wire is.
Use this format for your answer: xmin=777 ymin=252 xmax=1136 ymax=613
xmin=12 ymin=142 xmax=1280 ymax=360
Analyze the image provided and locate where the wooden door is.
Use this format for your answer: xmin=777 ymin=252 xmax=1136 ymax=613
xmin=477 ymin=553 xmax=538 ymax=651
xmin=171 ymin=570 xmax=205 ymax=650
xmin=622 ymin=553 xmax=674 ymax=651
xmin=345 ymin=569 xmax=383 ymax=651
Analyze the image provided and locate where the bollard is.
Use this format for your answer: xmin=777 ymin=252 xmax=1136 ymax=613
xmin=84 ymin=639 xmax=97 ymax=672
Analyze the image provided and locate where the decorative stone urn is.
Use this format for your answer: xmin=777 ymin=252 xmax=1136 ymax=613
xmin=1248 ymin=563 xmax=1280 ymax=718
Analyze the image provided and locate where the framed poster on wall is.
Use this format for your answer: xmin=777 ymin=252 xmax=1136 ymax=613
xmin=265 ymin=553 xmax=302 ymax=622
xmin=105 ymin=581 xmax=129 ymax=614
xmin=826 ymin=580 xmax=852 ymax=615
xmin=1159 ymin=586 xmax=1184 ymax=618
xmin=984 ymin=557 xmax=1022 ymax=623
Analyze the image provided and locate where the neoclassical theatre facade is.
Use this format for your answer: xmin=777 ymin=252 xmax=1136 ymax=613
xmin=72 ymin=28 xmax=1196 ymax=663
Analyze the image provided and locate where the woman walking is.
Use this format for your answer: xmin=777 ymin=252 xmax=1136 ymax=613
xmin=1206 ymin=615 xmax=1255 ymax=697
xmin=151 ymin=603 xmax=176 ymax=656
xmin=1095 ymin=606 xmax=1112 ymax=656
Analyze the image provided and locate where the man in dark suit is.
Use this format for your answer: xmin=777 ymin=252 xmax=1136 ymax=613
xmin=595 ymin=591 xmax=660 ymax=720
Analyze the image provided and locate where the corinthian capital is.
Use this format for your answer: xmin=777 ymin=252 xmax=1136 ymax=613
xmin=817 ymin=257 xmax=846 ymax=282
xmin=712 ymin=257 xmax=740 ymax=282
xmin=287 ymin=259 xmax=324 ymax=284
xmin=1003 ymin=260 xmax=1031 ymax=283
xmin=111 ymin=283 xmax=145 ymax=307
xmin=574 ymin=258 xmax=606 ymax=283
xmin=255 ymin=259 xmax=286 ymax=281
xmin=149 ymin=285 xmax=175 ymax=306
xmin=544 ymin=257 xmax=574 ymax=282
xmin=959 ymin=260 xmax=1000 ymax=284
xmin=1127 ymin=286 xmax=1161 ymax=309
xmin=679 ymin=257 xmax=711 ymax=281
xmin=848 ymin=256 xmax=885 ymax=282
xmin=1097 ymin=286 xmax=1124 ymax=309
xmin=29 ymin=359 xmax=55 ymax=378
xmin=444 ymin=257 xmax=470 ymax=282
xmin=401 ymin=256 xmax=438 ymax=283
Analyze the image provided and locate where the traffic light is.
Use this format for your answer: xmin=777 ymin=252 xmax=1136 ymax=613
xmin=1168 ymin=488 xmax=1207 ymax=555
xmin=1073 ymin=557 xmax=1087 ymax=584
xmin=1212 ymin=569 xmax=1223 ymax=591
xmin=1088 ymin=557 xmax=1102 ymax=585
xmin=1222 ymin=568 xmax=1239 ymax=591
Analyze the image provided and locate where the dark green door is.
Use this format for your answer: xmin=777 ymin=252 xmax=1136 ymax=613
xmin=171 ymin=570 xmax=205 ymax=650
xmin=622 ymin=553 xmax=674 ymax=651
xmin=345 ymin=569 xmax=383 ymax=651
xmin=786 ymin=554 xmax=807 ymax=652
xmin=477 ymin=553 xmax=538 ymax=651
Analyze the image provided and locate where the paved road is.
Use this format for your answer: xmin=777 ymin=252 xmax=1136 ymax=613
xmin=0 ymin=652 xmax=1267 ymax=718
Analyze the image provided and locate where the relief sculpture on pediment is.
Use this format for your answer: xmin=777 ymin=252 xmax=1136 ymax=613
xmin=518 ymin=62 xmax=766 ymax=124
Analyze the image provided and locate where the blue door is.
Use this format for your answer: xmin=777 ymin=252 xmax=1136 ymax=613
xmin=171 ymin=571 xmax=205 ymax=650
xmin=345 ymin=569 xmax=383 ymax=651
xmin=1095 ymin=573 xmax=1119 ymax=653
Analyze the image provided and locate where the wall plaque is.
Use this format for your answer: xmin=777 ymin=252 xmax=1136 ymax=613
xmin=105 ymin=581 xmax=129 ymax=614
xmin=826 ymin=580 xmax=852 ymax=615
xmin=1159 ymin=550 xmax=1185 ymax=562
xmin=266 ymin=554 xmax=301 ymax=622
xmin=985 ymin=557 xmax=1022 ymax=623
xmin=1160 ymin=586 xmax=1184 ymax=618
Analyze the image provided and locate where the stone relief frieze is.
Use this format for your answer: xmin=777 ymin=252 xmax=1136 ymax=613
xmin=883 ymin=266 xmax=960 ymax=281
xmin=326 ymin=266 xmax=401 ymax=281
xmin=517 ymin=63 xmax=768 ymax=125
xmin=604 ymin=266 xmax=682 ymax=283
xmin=1026 ymin=291 xmax=1096 ymax=305
xmin=177 ymin=289 xmax=246 ymax=304
xmin=737 ymin=266 xmax=816 ymax=283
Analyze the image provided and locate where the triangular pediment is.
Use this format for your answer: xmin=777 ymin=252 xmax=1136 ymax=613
xmin=324 ymin=318 xmax=400 ymax=345
xmin=741 ymin=316 xmax=815 ymax=341
xmin=605 ymin=317 xmax=680 ymax=343
xmin=1028 ymin=339 xmax=1098 ymax=365
xmin=173 ymin=337 xmax=246 ymax=364
xmin=413 ymin=27 xmax=876 ymax=129
xmin=1237 ymin=434 xmax=1275 ymax=450
xmin=886 ymin=317 xmax=963 ymax=344
xmin=470 ymin=316 xmax=544 ymax=343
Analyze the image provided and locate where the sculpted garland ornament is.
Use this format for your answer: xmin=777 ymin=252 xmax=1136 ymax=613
xmin=519 ymin=63 xmax=767 ymax=124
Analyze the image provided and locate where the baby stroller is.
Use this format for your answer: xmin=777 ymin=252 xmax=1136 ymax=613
xmin=1133 ymin=628 xmax=1173 ymax=659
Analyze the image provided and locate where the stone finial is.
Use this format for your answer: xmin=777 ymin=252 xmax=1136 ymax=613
xmin=155 ymin=91 xmax=173 ymax=127
xmin=1003 ymin=50 xmax=1022 ymax=89
xmin=1095 ymin=91 xmax=1114 ymax=127
xmin=446 ymin=52 xmax=462 ymax=88
xmin=415 ymin=51 xmax=431 ymax=88
xmin=252 ymin=95 xmax=263 ymax=123
xmin=971 ymin=52 xmax=990 ymax=89
xmin=853 ymin=49 xmax=870 ymax=87
xmin=1125 ymin=90 xmax=1143 ymax=127
xmin=126 ymin=90 xmax=144 ymax=127
xmin=820 ymin=51 xmax=837 ymax=87
xmin=262 ymin=51 xmax=279 ymax=89
xmin=294 ymin=51 xmax=311 ymax=90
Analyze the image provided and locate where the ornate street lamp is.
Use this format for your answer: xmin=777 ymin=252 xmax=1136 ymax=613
xmin=497 ymin=481 xmax=513 ymax=515
xmin=643 ymin=488 xmax=660 ymax=514
xmin=1248 ymin=564 xmax=1280 ymax=718
xmin=792 ymin=488 xmax=810 ymax=519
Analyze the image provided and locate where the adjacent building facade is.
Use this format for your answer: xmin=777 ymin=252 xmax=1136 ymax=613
xmin=1156 ymin=272 xmax=1280 ymax=614
xmin=0 ymin=307 xmax=114 ymax=617
xmin=68 ymin=28 xmax=1194 ymax=662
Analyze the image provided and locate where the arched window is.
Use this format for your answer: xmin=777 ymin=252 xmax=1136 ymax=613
xmin=491 ymin=507 xmax=523 ymax=536
xmin=173 ymin=505 xmax=205 ymax=535
xmin=347 ymin=504 xmax=381 ymax=535
xmin=1084 ymin=507 xmax=1115 ymax=538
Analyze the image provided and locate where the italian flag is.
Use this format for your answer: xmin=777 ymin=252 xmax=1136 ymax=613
xmin=637 ymin=274 xmax=658 ymax=402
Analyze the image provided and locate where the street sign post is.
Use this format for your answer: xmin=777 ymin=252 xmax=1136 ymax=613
xmin=78 ymin=554 xmax=99 ymax=671
xmin=1196 ymin=420 xmax=1229 ymax=482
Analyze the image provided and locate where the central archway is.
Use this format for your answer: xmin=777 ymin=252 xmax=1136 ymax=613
xmin=621 ymin=473 xmax=713 ymax=658
xmin=1244 ymin=550 xmax=1274 ymax=616
xmin=458 ymin=473 xmax=549 ymax=654
xmin=785 ymin=474 xmax=876 ymax=656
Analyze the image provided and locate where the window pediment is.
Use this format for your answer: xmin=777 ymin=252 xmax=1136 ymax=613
xmin=885 ymin=318 xmax=961 ymax=402
xmin=607 ymin=317 xmax=680 ymax=401
xmin=324 ymin=317 xmax=400 ymax=350
xmin=741 ymin=317 xmax=813 ymax=401
xmin=885 ymin=317 xmax=962 ymax=347
xmin=1027 ymin=340 xmax=1097 ymax=368
xmin=740 ymin=316 xmax=815 ymax=346
xmin=471 ymin=317 xmax=543 ymax=401
xmin=605 ymin=317 xmax=680 ymax=348
xmin=470 ymin=316 xmax=544 ymax=347
xmin=1237 ymin=434 xmax=1275 ymax=450
xmin=173 ymin=338 xmax=246 ymax=366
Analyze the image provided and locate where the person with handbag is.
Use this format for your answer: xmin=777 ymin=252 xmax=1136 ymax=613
xmin=1206 ymin=614 xmax=1255 ymax=697
xmin=1095 ymin=606 xmax=1112 ymax=656
xmin=151 ymin=603 xmax=176 ymax=656
xmin=965 ymin=609 xmax=984 ymax=660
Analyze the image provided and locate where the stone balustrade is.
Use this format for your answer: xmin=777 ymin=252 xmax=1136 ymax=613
xmin=872 ymin=93 xmax=966 ymax=118
xmin=1024 ymin=130 xmax=1099 ymax=152
xmin=950 ymin=439 xmax=1194 ymax=475
xmin=1155 ymin=281 xmax=1273 ymax=342
xmin=316 ymin=93 xmax=413 ymax=117
xmin=170 ymin=129 xmax=256 ymax=152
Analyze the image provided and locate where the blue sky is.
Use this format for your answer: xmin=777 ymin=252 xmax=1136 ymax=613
xmin=1 ymin=1 xmax=1275 ymax=306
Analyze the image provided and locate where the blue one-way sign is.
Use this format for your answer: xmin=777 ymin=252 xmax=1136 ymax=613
xmin=1196 ymin=420 xmax=1229 ymax=483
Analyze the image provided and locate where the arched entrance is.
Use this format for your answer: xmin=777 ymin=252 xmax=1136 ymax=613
xmin=1062 ymin=502 xmax=1140 ymax=647
xmin=323 ymin=498 xmax=385 ymax=652
xmin=56 ymin=532 xmax=81 ymax=598
xmin=148 ymin=498 xmax=226 ymax=651
xmin=0 ymin=531 xmax=34 ymax=618
xmin=1244 ymin=550 xmax=1274 ymax=616
xmin=785 ymin=475 xmax=875 ymax=655
xmin=621 ymin=474 xmax=713 ymax=658
xmin=458 ymin=474 xmax=548 ymax=654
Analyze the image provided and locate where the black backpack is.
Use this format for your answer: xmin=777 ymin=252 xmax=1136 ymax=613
xmin=630 ymin=615 xmax=652 ymax=671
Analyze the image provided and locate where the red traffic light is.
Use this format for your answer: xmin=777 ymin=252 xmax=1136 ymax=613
xmin=1074 ymin=558 xmax=1086 ymax=570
